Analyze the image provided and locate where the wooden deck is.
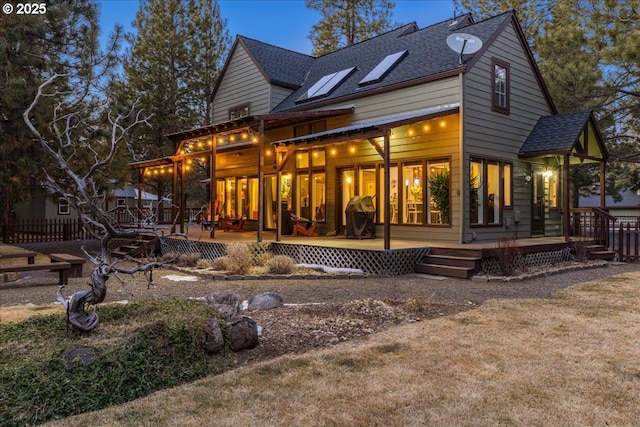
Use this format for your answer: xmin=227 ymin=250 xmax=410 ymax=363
xmin=172 ymin=225 xmax=569 ymax=252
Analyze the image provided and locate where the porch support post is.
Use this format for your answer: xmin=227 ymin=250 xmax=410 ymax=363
xmin=276 ymin=169 xmax=282 ymax=241
xmin=180 ymin=159 xmax=186 ymax=234
xmin=563 ymin=153 xmax=570 ymax=241
xmin=137 ymin=168 xmax=144 ymax=224
xmin=600 ymin=161 xmax=606 ymax=208
xmin=257 ymin=120 xmax=265 ymax=242
xmin=383 ymin=128 xmax=391 ymax=250
xmin=209 ymin=134 xmax=217 ymax=239
xmin=171 ymin=160 xmax=178 ymax=234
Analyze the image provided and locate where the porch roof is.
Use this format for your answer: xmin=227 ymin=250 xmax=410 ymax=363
xmin=519 ymin=111 xmax=608 ymax=161
xmin=164 ymin=108 xmax=354 ymax=142
xmin=273 ymin=103 xmax=460 ymax=147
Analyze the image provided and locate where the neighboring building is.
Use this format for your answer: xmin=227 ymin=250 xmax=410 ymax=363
xmin=580 ymin=188 xmax=640 ymax=225
xmin=135 ymin=11 xmax=607 ymax=245
xmin=13 ymin=183 xmax=158 ymax=222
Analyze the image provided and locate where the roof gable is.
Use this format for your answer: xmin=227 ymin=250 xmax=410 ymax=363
xmin=519 ymin=111 xmax=608 ymax=160
xmin=210 ymin=36 xmax=315 ymax=103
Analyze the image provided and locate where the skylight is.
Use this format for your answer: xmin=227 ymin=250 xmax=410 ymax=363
xmin=359 ymin=50 xmax=408 ymax=86
xmin=297 ymin=67 xmax=356 ymax=102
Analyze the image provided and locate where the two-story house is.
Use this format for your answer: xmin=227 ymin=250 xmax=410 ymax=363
xmin=135 ymin=10 xmax=607 ymax=250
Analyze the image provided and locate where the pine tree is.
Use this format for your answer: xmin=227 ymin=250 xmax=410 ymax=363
xmin=0 ymin=0 xmax=121 ymax=230
xmin=120 ymin=0 xmax=230 ymax=206
xmin=306 ymin=0 xmax=396 ymax=56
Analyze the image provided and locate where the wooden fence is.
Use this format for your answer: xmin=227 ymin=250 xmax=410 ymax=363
xmin=615 ymin=222 xmax=640 ymax=262
xmin=1 ymin=219 xmax=96 ymax=244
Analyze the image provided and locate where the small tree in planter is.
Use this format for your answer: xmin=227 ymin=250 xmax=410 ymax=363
xmin=429 ymin=169 xmax=450 ymax=224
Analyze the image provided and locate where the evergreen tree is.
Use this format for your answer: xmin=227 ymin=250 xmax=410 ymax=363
xmin=306 ymin=0 xmax=396 ymax=56
xmin=120 ymin=0 xmax=230 ymax=206
xmin=0 ymin=0 xmax=121 ymax=229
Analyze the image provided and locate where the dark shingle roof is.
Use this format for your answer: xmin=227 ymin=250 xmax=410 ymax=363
xmin=519 ymin=111 xmax=592 ymax=155
xmin=271 ymin=12 xmax=513 ymax=112
xmin=239 ymin=36 xmax=315 ymax=88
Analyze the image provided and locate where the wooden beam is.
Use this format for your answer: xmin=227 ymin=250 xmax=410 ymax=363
xmin=563 ymin=153 xmax=570 ymax=242
xmin=383 ymin=129 xmax=391 ymax=250
xmin=209 ymin=135 xmax=217 ymax=239
xmin=368 ymin=137 xmax=385 ymax=158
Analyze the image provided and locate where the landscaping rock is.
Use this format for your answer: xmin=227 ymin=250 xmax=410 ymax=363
xmin=61 ymin=346 xmax=96 ymax=370
xmin=226 ymin=316 xmax=259 ymax=351
xmin=248 ymin=292 xmax=283 ymax=311
xmin=203 ymin=318 xmax=225 ymax=355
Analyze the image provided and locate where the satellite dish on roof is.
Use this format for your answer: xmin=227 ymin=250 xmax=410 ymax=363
xmin=446 ymin=33 xmax=483 ymax=65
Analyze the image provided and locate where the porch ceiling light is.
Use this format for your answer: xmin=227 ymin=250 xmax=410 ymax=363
xmin=542 ymin=170 xmax=553 ymax=178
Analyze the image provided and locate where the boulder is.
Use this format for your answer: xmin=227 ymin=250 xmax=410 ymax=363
xmin=226 ymin=316 xmax=259 ymax=351
xmin=248 ymin=292 xmax=283 ymax=311
xmin=203 ymin=318 xmax=225 ymax=355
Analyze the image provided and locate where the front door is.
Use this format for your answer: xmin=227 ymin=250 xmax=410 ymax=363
xmin=532 ymin=171 xmax=545 ymax=235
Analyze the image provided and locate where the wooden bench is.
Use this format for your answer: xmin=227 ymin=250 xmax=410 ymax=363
xmin=0 ymin=251 xmax=38 ymax=264
xmin=49 ymin=253 xmax=86 ymax=278
xmin=0 ymin=262 xmax=71 ymax=286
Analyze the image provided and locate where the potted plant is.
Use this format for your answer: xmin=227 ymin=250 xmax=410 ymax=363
xmin=429 ymin=170 xmax=450 ymax=224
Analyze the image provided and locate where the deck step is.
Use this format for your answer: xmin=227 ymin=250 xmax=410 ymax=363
xmin=111 ymin=235 xmax=160 ymax=259
xmin=422 ymin=254 xmax=481 ymax=269
xmin=589 ymin=250 xmax=616 ymax=261
xmin=414 ymin=263 xmax=475 ymax=279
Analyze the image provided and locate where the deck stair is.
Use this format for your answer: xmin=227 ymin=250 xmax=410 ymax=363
xmin=585 ymin=244 xmax=616 ymax=261
xmin=414 ymin=247 xmax=483 ymax=279
xmin=111 ymin=233 xmax=160 ymax=259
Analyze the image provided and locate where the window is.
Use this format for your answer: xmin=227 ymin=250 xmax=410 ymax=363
xmin=229 ymin=105 xmax=249 ymax=120
xmin=403 ymin=164 xmax=423 ymax=224
xmin=296 ymin=67 xmax=356 ymax=102
xmin=116 ymin=198 xmax=126 ymax=207
xmin=427 ymin=161 xmax=450 ymax=224
xmin=492 ymin=58 xmax=510 ymax=114
xmin=294 ymin=120 xmax=326 ymax=137
xmin=469 ymin=158 xmax=512 ymax=226
xmin=58 ymin=198 xmax=70 ymax=215
xmin=295 ymin=149 xmax=326 ymax=221
xmin=359 ymin=50 xmax=408 ymax=85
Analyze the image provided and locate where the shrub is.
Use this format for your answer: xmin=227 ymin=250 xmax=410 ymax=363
xmin=211 ymin=256 xmax=231 ymax=271
xmin=176 ymin=252 xmax=201 ymax=267
xmin=256 ymin=251 xmax=273 ymax=267
xmin=224 ymin=243 xmax=253 ymax=275
xmin=572 ymin=239 xmax=592 ymax=262
xmin=266 ymin=255 xmax=296 ymax=274
xmin=493 ymin=237 xmax=524 ymax=276
xmin=196 ymin=258 xmax=215 ymax=269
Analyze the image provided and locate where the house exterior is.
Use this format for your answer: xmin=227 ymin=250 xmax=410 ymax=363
xmin=13 ymin=183 xmax=157 ymax=222
xmin=135 ymin=11 xmax=607 ymax=247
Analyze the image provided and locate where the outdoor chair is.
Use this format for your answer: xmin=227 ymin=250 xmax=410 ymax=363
xmin=220 ymin=207 xmax=248 ymax=232
xmin=291 ymin=205 xmax=324 ymax=237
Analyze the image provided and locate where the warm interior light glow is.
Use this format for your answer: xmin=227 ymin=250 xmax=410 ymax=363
xmin=346 ymin=176 xmax=352 ymax=184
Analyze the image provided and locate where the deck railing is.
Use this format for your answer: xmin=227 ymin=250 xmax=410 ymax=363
xmin=107 ymin=207 xmax=202 ymax=226
xmin=1 ymin=218 xmax=96 ymax=244
xmin=616 ymin=221 xmax=640 ymax=262
xmin=570 ymin=207 xmax=616 ymax=248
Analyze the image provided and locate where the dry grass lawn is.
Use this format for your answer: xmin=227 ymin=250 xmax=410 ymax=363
xmin=37 ymin=271 xmax=640 ymax=426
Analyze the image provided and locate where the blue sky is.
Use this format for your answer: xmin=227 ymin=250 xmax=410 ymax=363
xmin=99 ymin=0 xmax=457 ymax=54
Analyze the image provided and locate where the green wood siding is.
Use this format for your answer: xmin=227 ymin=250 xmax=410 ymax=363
xmin=213 ymin=45 xmax=271 ymax=123
xmin=462 ymin=22 xmax=554 ymax=241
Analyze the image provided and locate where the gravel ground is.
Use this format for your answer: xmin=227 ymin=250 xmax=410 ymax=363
xmin=4 ymin=240 xmax=640 ymax=366
xmin=4 ymin=239 xmax=640 ymax=308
